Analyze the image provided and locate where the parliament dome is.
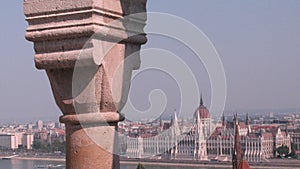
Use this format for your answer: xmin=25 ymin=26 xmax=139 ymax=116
xmin=196 ymin=96 xmax=210 ymax=119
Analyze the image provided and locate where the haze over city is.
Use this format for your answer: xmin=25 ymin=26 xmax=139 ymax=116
xmin=1 ymin=1 xmax=300 ymax=123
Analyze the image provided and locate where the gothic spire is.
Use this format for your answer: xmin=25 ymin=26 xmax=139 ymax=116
xmin=200 ymin=94 xmax=203 ymax=106
xmin=234 ymin=112 xmax=238 ymax=125
xmin=233 ymin=112 xmax=242 ymax=169
xmin=173 ymin=110 xmax=180 ymax=136
xmin=246 ymin=113 xmax=250 ymax=126
xmin=174 ymin=110 xmax=178 ymax=124
xmin=246 ymin=113 xmax=251 ymax=134
xmin=222 ymin=112 xmax=226 ymax=127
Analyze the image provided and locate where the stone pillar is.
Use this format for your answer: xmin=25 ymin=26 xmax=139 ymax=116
xmin=24 ymin=0 xmax=147 ymax=168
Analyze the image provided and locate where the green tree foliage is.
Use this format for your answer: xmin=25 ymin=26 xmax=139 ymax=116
xmin=32 ymin=140 xmax=48 ymax=152
xmin=51 ymin=140 xmax=65 ymax=153
xmin=289 ymin=143 xmax=297 ymax=158
xmin=276 ymin=145 xmax=289 ymax=157
xmin=32 ymin=140 xmax=65 ymax=153
xmin=136 ymin=163 xmax=146 ymax=169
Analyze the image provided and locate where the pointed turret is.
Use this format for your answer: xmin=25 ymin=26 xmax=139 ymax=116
xmin=196 ymin=110 xmax=202 ymax=133
xmin=170 ymin=114 xmax=173 ymax=126
xmin=222 ymin=112 xmax=227 ymax=134
xmin=246 ymin=113 xmax=251 ymax=134
xmin=174 ymin=109 xmax=178 ymax=123
xmin=233 ymin=113 xmax=243 ymax=169
xmin=246 ymin=113 xmax=250 ymax=125
xmin=171 ymin=110 xmax=180 ymax=159
xmin=200 ymin=94 xmax=204 ymax=106
xmin=172 ymin=110 xmax=180 ymax=136
xmin=194 ymin=106 xmax=208 ymax=161
xmin=234 ymin=112 xmax=238 ymax=125
xmin=159 ymin=117 xmax=163 ymax=129
xmin=222 ymin=112 xmax=226 ymax=127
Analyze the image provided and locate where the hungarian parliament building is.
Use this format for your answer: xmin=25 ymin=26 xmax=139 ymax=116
xmin=118 ymin=98 xmax=291 ymax=162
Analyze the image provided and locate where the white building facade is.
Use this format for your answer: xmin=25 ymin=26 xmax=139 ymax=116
xmin=119 ymin=102 xmax=291 ymax=162
xmin=0 ymin=134 xmax=18 ymax=150
xmin=120 ymin=98 xmax=211 ymax=160
xmin=22 ymin=133 xmax=34 ymax=149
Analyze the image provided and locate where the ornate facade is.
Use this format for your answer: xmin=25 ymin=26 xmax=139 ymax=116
xmin=290 ymin=130 xmax=300 ymax=159
xmin=207 ymin=113 xmax=291 ymax=162
xmin=119 ymin=97 xmax=211 ymax=160
xmin=119 ymin=99 xmax=291 ymax=162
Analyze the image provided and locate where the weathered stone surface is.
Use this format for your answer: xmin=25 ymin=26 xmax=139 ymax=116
xmin=66 ymin=124 xmax=120 ymax=169
xmin=25 ymin=0 xmax=147 ymax=69
xmin=24 ymin=0 xmax=147 ymax=168
xmin=24 ymin=0 xmax=123 ymax=16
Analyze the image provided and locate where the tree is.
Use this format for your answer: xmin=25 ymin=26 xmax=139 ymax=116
xmin=136 ymin=163 xmax=145 ymax=169
xmin=32 ymin=140 xmax=61 ymax=153
xmin=50 ymin=140 xmax=65 ymax=153
xmin=32 ymin=140 xmax=43 ymax=150
xmin=289 ymin=143 xmax=297 ymax=158
xmin=276 ymin=145 xmax=289 ymax=157
xmin=33 ymin=140 xmax=50 ymax=152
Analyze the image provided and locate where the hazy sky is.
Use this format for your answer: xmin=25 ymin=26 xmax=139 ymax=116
xmin=1 ymin=1 xmax=300 ymax=123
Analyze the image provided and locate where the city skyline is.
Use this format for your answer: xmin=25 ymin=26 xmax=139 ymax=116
xmin=1 ymin=109 xmax=299 ymax=168
xmin=1 ymin=1 xmax=300 ymax=123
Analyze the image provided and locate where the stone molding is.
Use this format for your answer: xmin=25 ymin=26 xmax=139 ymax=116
xmin=60 ymin=112 xmax=125 ymax=124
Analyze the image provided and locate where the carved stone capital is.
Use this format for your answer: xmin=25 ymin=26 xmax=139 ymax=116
xmin=25 ymin=0 xmax=147 ymax=117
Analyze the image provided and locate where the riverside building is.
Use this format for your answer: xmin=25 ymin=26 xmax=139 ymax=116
xmin=119 ymin=98 xmax=291 ymax=162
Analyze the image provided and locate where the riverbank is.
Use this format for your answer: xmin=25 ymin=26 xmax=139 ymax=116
xmin=121 ymin=161 xmax=230 ymax=168
xmin=0 ymin=155 xmax=65 ymax=162
xmin=120 ymin=158 xmax=300 ymax=169
xmin=2 ymin=156 xmax=300 ymax=169
xmin=121 ymin=161 xmax=299 ymax=169
xmin=13 ymin=156 xmax=65 ymax=162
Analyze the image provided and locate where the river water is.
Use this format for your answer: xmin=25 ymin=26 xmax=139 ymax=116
xmin=0 ymin=159 xmax=222 ymax=169
xmin=120 ymin=164 xmax=216 ymax=169
xmin=0 ymin=159 xmax=65 ymax=169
